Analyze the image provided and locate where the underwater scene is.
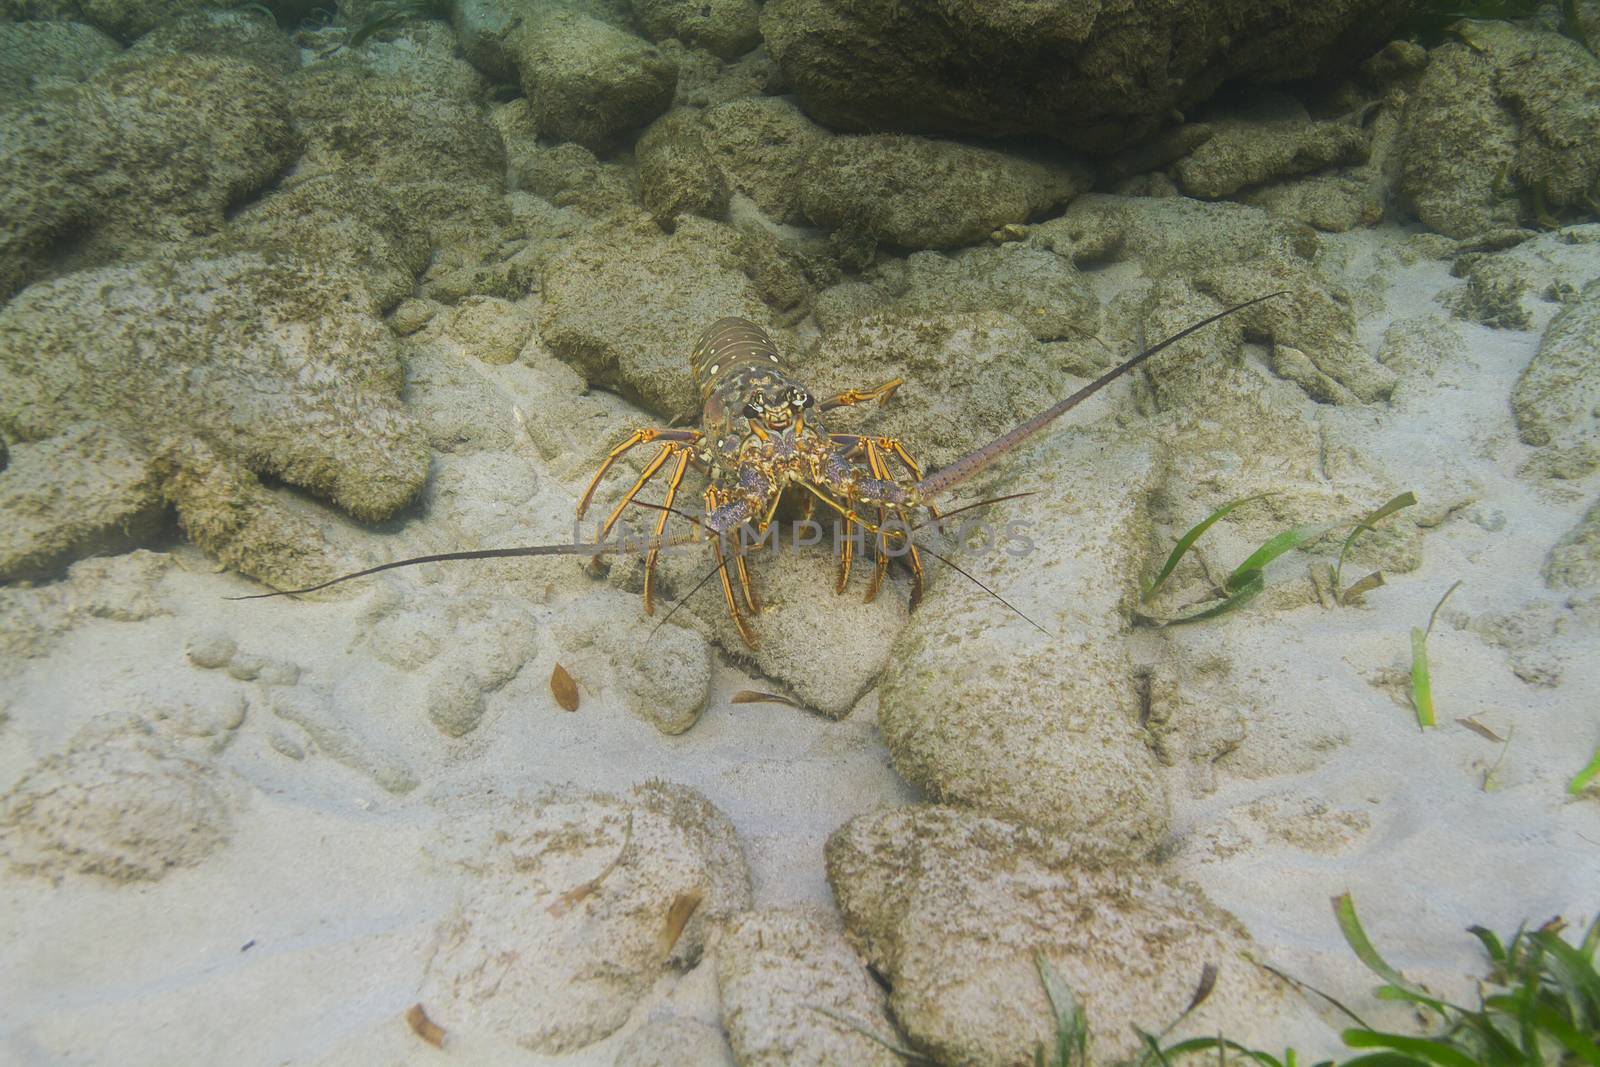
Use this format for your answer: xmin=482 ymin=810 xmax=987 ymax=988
xmin=2 ymin=0 xmax=1599 ymax=1062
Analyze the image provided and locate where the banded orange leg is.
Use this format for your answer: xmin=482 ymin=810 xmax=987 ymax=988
xmin=577 ymin=428 xmax=701 ymax=520
xmin=704 ymin=486 xmax=757 ymax=646
xmin=642 ymin=447 xmax=694 ymax=615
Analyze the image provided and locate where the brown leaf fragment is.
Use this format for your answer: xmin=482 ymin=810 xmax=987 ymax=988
xmin=730 ymin=689 xmax=800 ymax=708
xmin=657 ymin=889 xmax=702 ymax=958
xmin=406 ymin=1003 xmax=446 ymax=1048
xmin=1340 ymin=571 xmax=1386 ymax=605
xmin=1457 ymin=716 xmax=1506 ymax=743
xmin=551 ymin=662 xmax=580 ymax=711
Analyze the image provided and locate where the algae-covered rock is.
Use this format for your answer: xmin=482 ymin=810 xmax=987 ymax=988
xmin=1 ymin=0 xmax=224 ymax=42
xmin=717 ymin=909 xmax=903 ymax=1067
xmin=0 ymin=719 xmax=236 ymax=882
xmin=794 ymin=310 xmax=1072 ymax=472
xmin=538 ymin=213 xmax=768 ymax=420
xmin=698 ymin=96 xmax=828 ymax=226
xmin=634 ymin=0 xmax=760 ymax=60
xmin=762 ymin=0 xmax=1413 ymax=154
xmin=222 ymin=172 xmax=431 ymax=311
xmin=1399 ymin=21 xmax=1600 ymax=237
xmin=0 ymin=20 xmax=119 ymax=102
xmin=1512 ymin=277 xmax=1600 ymax=477
xmin=799 ymin=134 xmax=1089 ymax=249
xmin=0 ymin=53 xmax=295 ymax=297
xmin=876 ymin=429 xmax=1171 ymax=858
xmin=815 ymin=243 xmax=1101 ymax=344
xmin=423 ymin=781 xmax=752 ymax=1053
xmin=1174 ymin=117 xmax=1370 ymax=199
xmin=0 ymin=254 xmax=429 ymax=586
xmin=289 ymin=58 xmax=507 ymax=245
xmin=111 ymin=6 xmax=298 ymax=73
xmin=1051 ymin=195 xmax=1395 ymax=405
xmin=0 ymin=424 xmax=165 ymax=583
xmin=454 ymin=0 xmax=676 ymax=151
xmin=638 ymin=108 xmax=730 ymax=223
xmin=1546 ymin=497 xmax=1600 ymax=588
xmin=826 ymin=805 xmax=1332 ymax=1065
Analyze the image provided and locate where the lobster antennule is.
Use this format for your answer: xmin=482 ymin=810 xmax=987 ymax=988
xmin=914 ymin=291 xmax=1289 ymax=499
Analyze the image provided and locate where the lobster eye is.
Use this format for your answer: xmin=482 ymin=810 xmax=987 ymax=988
xmin=742 ymin=401 xmax=762 ymax=419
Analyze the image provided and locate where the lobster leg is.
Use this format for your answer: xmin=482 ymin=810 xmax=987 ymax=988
xmin=818 ymin=378 xmax=903 ymax=413
xmin=642 ymin=447 xmax=693 ymax=615
xmin=598 ymin=443 xmax=675 ymax=544
xmin=704 ymin=486 xmax=757 ymax=646
xmin=864 ymin=439 xmax=893 ymax=603
xmin=578 ymin=428 xmax=701 ymax=519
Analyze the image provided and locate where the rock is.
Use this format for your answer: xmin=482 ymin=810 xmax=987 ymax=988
xmin=717 ymin=909 xmax=902 ymax=1067
xmin=798 ymin=134 xmax=1089 ymax=249
xmin=0 ymin=0 xmax=223 ymax=42
xmin=638 ymin=108 xmax=731 ymax=224
xmin=1512 ymin=278 xmax=1600 ymax=478
xmin=815 ymin=244 xmax=1101 ymax=343
xmin=1174 ymin=118 xmax=1370 ymax=199
xmin=505 ymin=130 xmax=640 ymax=218
xmin=826 ymin=805 xmax=1332 ymax=1065
xmin=794 ymin=310 xmax=1073 ymax=472
xmin=443 ymin=296 xmax=535 ymax=364
xmin=877 ymin=429 xmax=1171 ymax=858
xmin=1050 ymin=196 xmax=1394 ymax=405
xmin=634 ymin=0 xmax=760 ymax=60
xmin=0 ymin=20 xmax=118 ymax=102
xmin=1445 ymin=254 xmax=1533 ymax=330
xmin=0 ymin=719 xmax=235 ymax=882
xmin=761 ymin=0 xmax=1414 ymax=153
xmin=0 ymin=424 xmax=165 ymax=583
xmin=0 ymin=551 xmax=173 ymax=662
xmin=551 ymin=590 xmax=712 ymax=735
xmin=538 ymin=213 xmax=769 ymax=421
xmin=1399 ymin=22 xmax=1600 ymax=237
xmin=423 ymin=781 xmax=752 ymax=1053
xmin=289 ymin=58 xmax=507 ymax=246
xmin=614 ymin=1015 xmax=737 ymax=1067
xmin=0 ymin=254 xmax=430 ymax=587
xmin=0 ymin=53 xmax=296 ymax=298
xmin=698 ymin=96 xmax=828 ymax=226
xmin=454 ymin=0 xmax=676 ymax=151
xmin=1546 ymin=497 xmax=1600 ymax=588
xmin=111 ymin=6 xmax=299 ymax=73
xmin=223 ymin=172 xmax=431 ymax=311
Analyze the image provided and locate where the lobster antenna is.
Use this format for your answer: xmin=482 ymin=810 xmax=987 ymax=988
xmin=224 ymin=535 xmax=703 ymax=600
xmin=916 ymin=291 xmax=1289 ymax=498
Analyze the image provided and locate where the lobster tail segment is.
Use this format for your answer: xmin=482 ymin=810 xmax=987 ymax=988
xmin=690 ymin=317 xmax=784 ymax=402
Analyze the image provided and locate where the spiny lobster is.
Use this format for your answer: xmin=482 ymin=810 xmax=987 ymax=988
xmin=236 ymin=292 xmax=1286 ymax=646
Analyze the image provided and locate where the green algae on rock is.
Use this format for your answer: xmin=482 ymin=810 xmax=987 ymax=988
xmin=0 ymin=254 xmax=429 ymax=587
